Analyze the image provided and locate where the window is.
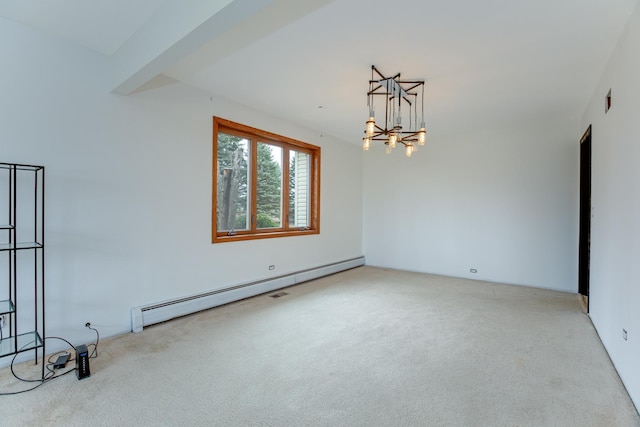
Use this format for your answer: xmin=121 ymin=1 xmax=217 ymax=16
xmin=213 ymin=117 xmax=320 ymax=243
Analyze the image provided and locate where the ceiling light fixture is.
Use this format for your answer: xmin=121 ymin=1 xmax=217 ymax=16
xmin=363 ymin=65 xmax=426 ymax=157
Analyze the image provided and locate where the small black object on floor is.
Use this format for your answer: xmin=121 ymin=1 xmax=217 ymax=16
xmin=76 ymin=345 xmax=91 ymax=380
xmin=53 ymin=354 xmax=69 ymax=369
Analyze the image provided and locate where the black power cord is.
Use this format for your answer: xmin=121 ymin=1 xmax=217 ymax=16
xmin=85 ymin=322 xmax=99 ymax=359
xmin=0 ymin=324 xmax=100 ymax=396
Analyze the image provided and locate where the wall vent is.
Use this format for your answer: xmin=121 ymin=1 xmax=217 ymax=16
xmin=270 ymin=292 xmax=289 ymax=298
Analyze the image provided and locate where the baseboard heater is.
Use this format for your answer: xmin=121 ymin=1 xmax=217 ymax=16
xmin=130 ymin=256 xmax=365 ymax=332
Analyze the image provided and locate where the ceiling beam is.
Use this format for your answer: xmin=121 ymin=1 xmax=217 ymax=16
xmin=164 ymin=0 xmax=333 ymax=82
xmin=110 ymin=0 xmax=270 ymax=95
xmin=111 ymin=0 xmax=332 ymax=95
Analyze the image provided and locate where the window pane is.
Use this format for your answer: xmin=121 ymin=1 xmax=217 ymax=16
xmin=256 ymin=143 xmax=282 ymax=228
xmin=289 ymin=150 xmax=310 ymax=228
xmin=217 ymin=133 xmax=250 ymax=231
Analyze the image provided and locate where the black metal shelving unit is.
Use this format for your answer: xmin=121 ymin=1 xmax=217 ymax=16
xmin=0 ymin=162 xmax=45 ymax=378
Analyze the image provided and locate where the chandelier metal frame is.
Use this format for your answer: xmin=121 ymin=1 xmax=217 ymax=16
xmin=363 ymin=65 xmax=426 ymax=157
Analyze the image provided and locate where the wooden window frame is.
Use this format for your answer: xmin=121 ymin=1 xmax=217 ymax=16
xmin=212 ymin=117 xmax=321 ymax=243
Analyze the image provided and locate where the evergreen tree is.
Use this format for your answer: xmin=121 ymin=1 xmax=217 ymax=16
xmin=256 ymin=143 xmax=282 ymax=226
xmin=217 ymin=136 xmax=283 ymax=230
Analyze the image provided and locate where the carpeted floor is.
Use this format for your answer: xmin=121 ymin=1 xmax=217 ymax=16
xmin=0 ymin=266 xmax=638 ymax=426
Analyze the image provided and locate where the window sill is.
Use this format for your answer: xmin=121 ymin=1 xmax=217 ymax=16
xmin=212 ymin=228 xmax=319 ymax=244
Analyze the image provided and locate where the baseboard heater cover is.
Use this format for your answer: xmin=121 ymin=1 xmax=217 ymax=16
xmin=131 ymin=256 xmax=365 ymax=332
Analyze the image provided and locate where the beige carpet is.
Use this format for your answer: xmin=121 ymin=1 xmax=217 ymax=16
xmin=0 ymin=266 xmax=638 ymax=426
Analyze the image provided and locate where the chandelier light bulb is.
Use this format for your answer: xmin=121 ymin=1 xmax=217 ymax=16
xmin=366 ymin=118 xmax=375 ymax=137
xmin=366 ymin=109 xmax=376 ymax=137
xmin=386 ymin=144 xmax=392 ymax=154
xmin=389 ymin=132 xmax=397 ymax=148
xmin=362 ymin=137 xmax=370 ymax=151
xmin=418 ymin=121 xmax=426 ymax=145
xmin=405 ymin=144 xmax=414 ymax=157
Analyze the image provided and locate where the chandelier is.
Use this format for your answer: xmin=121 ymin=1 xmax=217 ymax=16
xmin=362 ymin=65 xmax=426 ymax=157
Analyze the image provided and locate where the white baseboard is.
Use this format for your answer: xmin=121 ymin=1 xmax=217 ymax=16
xmin=131 ymin=256 xmax=365 ymax=332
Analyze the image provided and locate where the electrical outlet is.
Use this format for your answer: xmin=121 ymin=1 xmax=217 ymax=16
xmin=623 ymin=329 xmax=628 ymax=341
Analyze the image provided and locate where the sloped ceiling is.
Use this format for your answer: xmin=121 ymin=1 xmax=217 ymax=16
xmin=1 ymin=0 xmax=637 ymax=143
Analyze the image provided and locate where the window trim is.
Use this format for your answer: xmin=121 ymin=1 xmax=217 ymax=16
xmin=212 ymin=117 xmax=321 ymax=243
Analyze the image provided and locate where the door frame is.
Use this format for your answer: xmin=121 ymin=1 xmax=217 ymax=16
xmin=578 ymin=125 xmax=592 ymax=312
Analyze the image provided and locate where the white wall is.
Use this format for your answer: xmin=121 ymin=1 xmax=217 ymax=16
xmin=581 ymin=1 xmax=640 ymax=409
xmin=0 ymin=17 xmax=363 ymax=360
xmin=363 ymin=120 xmax=580 ymax=292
